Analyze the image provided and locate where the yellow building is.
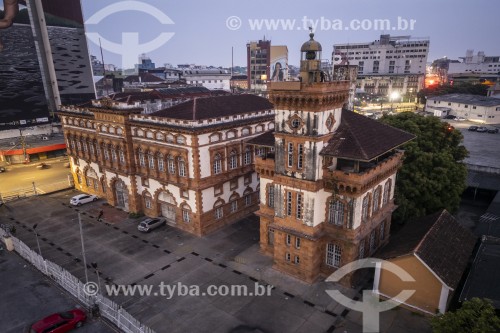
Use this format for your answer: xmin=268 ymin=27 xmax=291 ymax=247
xmin=374 ymin=210 xmax=476 ymax=314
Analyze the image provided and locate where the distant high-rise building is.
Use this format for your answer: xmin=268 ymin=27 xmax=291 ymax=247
xmin=333 ymin=34 xmax=429 ymax=101
xmin=247 ymin=39 xmax=271 ymax=91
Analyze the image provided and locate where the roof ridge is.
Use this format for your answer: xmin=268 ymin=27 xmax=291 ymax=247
xmin=414 ymin=209 xmax=446 ymax=253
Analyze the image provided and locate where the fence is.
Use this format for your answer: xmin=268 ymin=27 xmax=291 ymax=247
xmin=0 ymin=228 xmax=156 ymax=333
xmin=0 ymin=180 xmax=73 ymax=202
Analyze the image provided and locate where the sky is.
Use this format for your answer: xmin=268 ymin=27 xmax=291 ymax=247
xmin=75 ymin=0 xmax=500 ymax=69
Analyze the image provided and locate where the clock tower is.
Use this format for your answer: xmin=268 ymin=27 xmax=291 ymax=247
xmin=254 ymin=32 xmax=352 ymax=282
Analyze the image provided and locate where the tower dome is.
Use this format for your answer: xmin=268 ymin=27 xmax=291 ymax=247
xmin=301 ymin=32 xmax=322 ymax=53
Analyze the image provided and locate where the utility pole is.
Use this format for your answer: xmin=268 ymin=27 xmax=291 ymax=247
xmin=78 ymin=213 xmax=89 ymax=284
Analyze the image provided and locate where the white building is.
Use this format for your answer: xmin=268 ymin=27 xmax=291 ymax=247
xmin=333 ymin=34 xmax=429 ymax=99
xmin=182 ymin=69 xmax=231 ymax=91
xmin=426 ymin=94 xmax=500 ymax=124
xmin=448 ymin=50 xmax=500 ymax=75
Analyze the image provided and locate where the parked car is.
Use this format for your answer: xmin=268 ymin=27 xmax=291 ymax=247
xmin=70 ymin=194 xmax=98 ymax=206
xmin=487 ymin=128 xmax=499 ymax=134
xmin=138 ymin=218 xmax=166 ymax=233
xmin=476 ymin=126 xmax=488 ymax=133
xmin=0 ymin=166 xmax=5 ymax=173
xmin=36 ymin=162 xmax=48 ymax=169
xmin=456 ymin=117 xmax=466 ymax=121
xmin=30 ymin=309 xmax=86 ymax=333
xmin=444 ymin=115 xmax=457 ymax=120
xmin=468 ymin=126 xmax=478 ymax=131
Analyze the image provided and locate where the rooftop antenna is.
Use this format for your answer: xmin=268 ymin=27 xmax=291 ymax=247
xmin=231 ymin=46 xmax=234 ymax=93
xmin=99 ymin=38 xmax=109 ymax=97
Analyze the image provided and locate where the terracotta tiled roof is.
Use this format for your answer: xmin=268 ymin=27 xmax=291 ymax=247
xmin=150 ymin=94 xmax=274 ymax=120
xmin=378 ymin=209 xmax=477 ymax=289
xmin=320 ymin=110 xmax=415 ymax=161
xmin=124 ymin=73 xmax=165 ymax=83
xmin=246 ymin=131 xmax=275 ymax=147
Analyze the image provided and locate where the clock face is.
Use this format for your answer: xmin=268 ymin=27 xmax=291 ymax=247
xmin=306 ymin=51 xmax=316 ymax=60
xmin=326 ymin=114 xmax=336 ymax=131
xmin=291 ymin=118 xmax=301 ymax=128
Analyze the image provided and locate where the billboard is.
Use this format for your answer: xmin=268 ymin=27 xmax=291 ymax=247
xmin=270 ymin=45 xmax=288 ymax=82
xmin=0 ymin=0 xmax=95 ymax=129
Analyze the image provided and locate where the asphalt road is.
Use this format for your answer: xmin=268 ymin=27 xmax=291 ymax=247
xmin=0 ymin=159 xmax=71 ymax=194
xmin=0 ymin=249 xmax=116 ymax=333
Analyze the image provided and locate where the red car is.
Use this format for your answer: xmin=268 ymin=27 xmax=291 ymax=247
xmin=30 ymin=309 xmax=86 ymax=333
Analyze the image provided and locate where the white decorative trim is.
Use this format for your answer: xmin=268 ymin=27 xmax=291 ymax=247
xmin=438 ymin=285 xmax=450 ymax=314
xmin=373 ymin=261 xmax=382 ymax=293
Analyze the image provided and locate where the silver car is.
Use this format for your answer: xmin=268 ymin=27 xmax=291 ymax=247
xmin=70 ymin=194 xmax=98 ymax=206
xmin=137 ymin=218 xmax=166 ymax=233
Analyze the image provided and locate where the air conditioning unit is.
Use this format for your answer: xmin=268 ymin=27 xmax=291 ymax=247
xmin=42 ymin=136 xmax=49 ymax=141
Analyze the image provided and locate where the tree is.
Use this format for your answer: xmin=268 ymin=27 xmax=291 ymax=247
xmin=380 ymin=112 xmax=468 ymax=222
xmin=431 ymin=298 xmax=500 ymax=333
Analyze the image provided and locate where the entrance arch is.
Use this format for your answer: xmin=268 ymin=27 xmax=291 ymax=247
xmin=114 ymin=179 xmax=129 ymax=211
xmin=158 ymin=191 xmax=177 ymax=224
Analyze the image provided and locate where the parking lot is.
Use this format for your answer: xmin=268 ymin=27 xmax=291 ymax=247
xmin=0 ymin=190 xmax=431 ymax=333
xmin=0 ymin=249 xmax=115 ymax=333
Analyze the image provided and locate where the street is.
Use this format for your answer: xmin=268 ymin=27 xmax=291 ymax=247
xmin=0 ymin=159 xmax=71 ymax=195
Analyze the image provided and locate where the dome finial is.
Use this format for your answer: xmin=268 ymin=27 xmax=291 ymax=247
xmin=309 ymin=26 xmax=314 ymax=39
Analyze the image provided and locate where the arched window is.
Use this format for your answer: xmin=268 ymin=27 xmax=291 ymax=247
xmin=255 ymin=124 xmax=264 ymax=133
xmin=362 ymin=195 xmax=369 ymax=221
xmin=328 ymin=200 xmax=344 ymax=226
xmin=109 ymin=127 xmax=116 ymax=134
xmin=178 ymin=157 xmax=186 ymax=177
xmin=138 ymin=149 xmax=145 ymax=166
xmin=229 ymin=150 xmax=238 ymax=169
xmin=167 ymin=155 xmax=175 ymax=174
xmin=181 ymin=204 xmax=191 ymax=223
xmin=373 ymin=187 xmax=381 ymax=213
xmin=209 ymin=133 xmax=220 ymax=143
xmin=137 ymin=129 xmax=144 ymax=137
xmin=241 ymin=127 xmax=250 ymax=136
xmin=213 ymin=153 xmax=222 ymax=174
xmin=148 ymin=152 xmax=155 ymax=169
xmin=166 ymin=134 xmax=175 ymax=143
xmin=214 ymin=200 xmax=224 ymax=219
xmin=226 ymin=131 xmax=236 ymax=139
xmin=144 ymin=192 xmax=153 ymax=209
xmin=176 ymin=136 xmax=185 ymax=144
xmin=111 ymin=146 xmax=117 ymax=161
xmin=244 ymin=188 xmax=252 ymax=206
xmin=119 ymin=149 xmax=126 ymax=165
xmin=230 ymin=193 xmax=239 ymax=213
xmin=157 ymin=153 xmax=164 ymax=171
xmin=383 ymin=180 xmax=391 ymax=205
xmin=156 ymin=132 xmax=164 ymax=141
xmin=244 ymin=147 xmax=252 ymax=165
xmin=116 ymin=127 xmax=123 ymax=135
xmin=146 ymin=131 xmax=154 ymax=139
xmin=103 ymin=144 xmax=110 ymax=160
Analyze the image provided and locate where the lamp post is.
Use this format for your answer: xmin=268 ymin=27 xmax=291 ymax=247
xmin=77 ymin=213 xmax=89 ymax=284
xmin=32 ymin=223 xmax=42 ymax=257
xmin=91 ymin=262 xmax=102 ymax=294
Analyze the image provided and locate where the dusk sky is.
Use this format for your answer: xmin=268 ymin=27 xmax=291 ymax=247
xmin=78 ymin=0 xmax=500 ymax=69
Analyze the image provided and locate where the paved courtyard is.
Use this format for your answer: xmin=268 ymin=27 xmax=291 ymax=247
xmin=0 ymin=190 xmax=431 ymax=333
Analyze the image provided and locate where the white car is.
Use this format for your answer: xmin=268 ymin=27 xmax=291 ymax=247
xmin=70 ymin=194 xmax=98 ymax=206
xmin=456 ymin=117 xmax=466 ymax=121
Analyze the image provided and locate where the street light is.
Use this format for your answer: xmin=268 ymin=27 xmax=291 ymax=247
xmin=32 ymin=223 xmax=42 ymax=257
xmin=91 ymin=262 xmax=102 ymax=294
xmin=77 ymin=213 xmax=89 ymax=284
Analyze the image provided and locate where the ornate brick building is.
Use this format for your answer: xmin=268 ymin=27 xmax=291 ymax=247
xmin=249 ymin=33 xmax=415 ymax=285
xmin=58 ymin=94 xmax=274 ymax=236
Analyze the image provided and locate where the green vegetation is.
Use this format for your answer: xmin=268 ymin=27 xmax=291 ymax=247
xmin=431 ymin=298 xmax=500 ymax=333
xmin=380 ymin=112 xmax=468 ymax=223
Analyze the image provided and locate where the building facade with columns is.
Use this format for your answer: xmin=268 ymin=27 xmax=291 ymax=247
xmin=58 ymin=94 xmax=274 ymax=236
xmin=249 ymin=33 xmax=415 ymax=285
